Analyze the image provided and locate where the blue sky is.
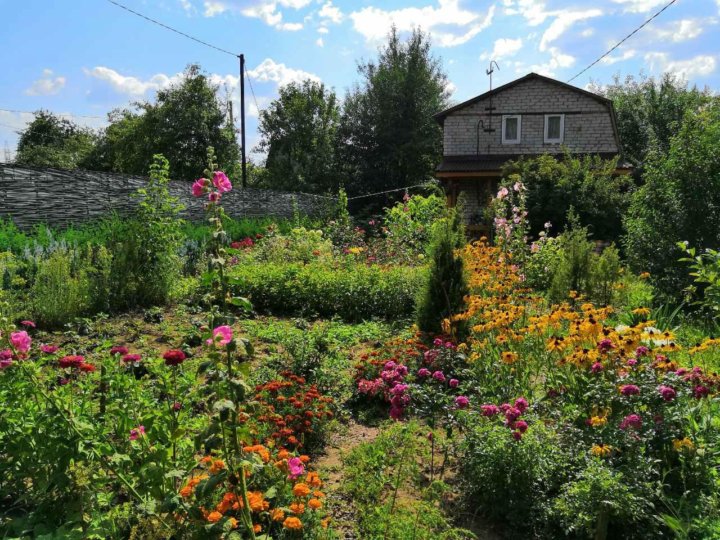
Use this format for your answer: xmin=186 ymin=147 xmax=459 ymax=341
xmin=0 ymin=0 xmax=718 ymax=163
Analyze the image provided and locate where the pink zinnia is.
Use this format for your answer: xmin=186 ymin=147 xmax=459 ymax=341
xmin=658 ymin=385 xmax=676 ymax=401
xmin=619 ymin=413 xmax=642 ymax=431
xmin=163 ymin=349 xmax=186 ymax=366
xmin=59 ymin=355 xmax=84 ymax=368
xmin=417 ymin=368 xmax=431 ymax=378
xmin=110 ymin=346 xmax=129 ymax=356
xmin=20 ymin=320 xmax=36 ymax=329
xmin=207 ymin=325 xmax=233 ymax=347
xmin=513 ymin=420 xmax=529 ymax=433
xmin=454 ymin=395 xmax=469 ymax=409
xmin=449 ymin=378 xmax=459 ymax=388
xmin=122 ymin=354 xmax=142 ymax=363
xmin=514 ymin=397 xmax=528 ymax=413
xmin=287 ymin=457 xmax=304 ymax=480
xmin=10 ymin=331 xmax=31 ymax=354
xmin=129 ymin=425 xmax=146 ymax=441
xmin=620 ymin=384 xmax=640 ymax=396
xmin=40 ymin=344 xmax=59 ymax=354
xmin=432 ymin=371 xmax=446 ymax=383
xmin=212 ymin=171 xmax=232 ymax=193
xmin=481 ymin=404 xmax=500 ymax=416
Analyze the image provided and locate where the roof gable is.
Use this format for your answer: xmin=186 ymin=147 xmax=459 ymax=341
xmin=434 ymin=72 xmax=612 ymax=122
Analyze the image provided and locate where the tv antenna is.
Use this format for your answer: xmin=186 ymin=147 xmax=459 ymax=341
xmin=486 ymin=60 xmax=500 ymax=91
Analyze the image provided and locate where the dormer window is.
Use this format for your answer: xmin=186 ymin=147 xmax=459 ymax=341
xmin=544 ymin=114 xmax=564 ymax=144
xmin=502 ymin=115 xmax=521 ymax=144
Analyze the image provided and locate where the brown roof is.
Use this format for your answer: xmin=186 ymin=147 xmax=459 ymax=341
xmin=437 ymin=153 xmax=633 ymax=174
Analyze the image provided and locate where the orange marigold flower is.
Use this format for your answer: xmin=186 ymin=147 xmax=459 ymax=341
xmin=207 ymin=511 xmax=223 ymax=523
xmin=271 ymin=508 xmax=285 ymax=522
xmin=306 ymin=471 xmax=322 ymax=487
xmin=253 ymin=524 xmax=262 ymax=533
xmin=308 ymin=498 xmax=322 ymax=509
xmin=179 ymin=485 xmax=193 ymax=498
xmin=290 ymin=502 xmax=305 ymax=515
xmin=292 ymin=483 xmax=310 ymax=497
xmin=200 ymin=455 xmax=213 ymax=464
xmin=210 ymin=459 xmax=226 ymax=474
xmin=247 ymin=491 xmax=270 ymax=512
xmin=321 ymin=517 xmax=331 ymax=529
xmin=299 ymin=455 xmax=310 ymax=463
xmin=313 ymin=490 xmax=325 ymax=498
xmin=228 ymin=517 xmax=238 ymax=529
xmin=278 ymin=449 xmax=290 ymax=460
xmin=283 ymin=516 xmax=303 ymax=530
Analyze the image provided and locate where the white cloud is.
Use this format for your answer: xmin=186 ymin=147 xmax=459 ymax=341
xmin=349 ymin=0 xmax=495 ymax=48
xmin=503 ymin=0 xmax=550 ymax=26
xmin=600 ymin=49 xmax=636 ymax=65
xmin=445 ymin=80 xmax=457 ymax=96
xmin=206 ymin=1 xmax=306 ymax=30
xmin=179 ymin=0 xmax=194 ymax=13
xmin=84 ymin=67 xmax=182 ymax=95
xmin=316 ymin=37 xmax=324 ymax=47
xmin=645 ymin=52 xmax=717 ymax=79
xmin=317 ymin=26 xmax=329 ymax=34
xmin=319 ymin=1 xmax=342 ymax=24
xmin=611 ymin=0 xmax=667 ymax=13
xmin=581 ymin=28 xmax=594 ymax=37
xmin=653 ymin=19 xmax=706 ymax=43
xmin=480 ymin=38 xmax=523 ymax=61
xmin=530 ymin=47 xmax=575 ymax=77
xmin=540 ymin=9 xmax=602 ymax=51
xmin=247 ymin=58 xmax=321 ymax=87
xmin=25 ymin=69 xmax=66 ymax=96
xmin=203 ymin=1 xmax=227 ymax=16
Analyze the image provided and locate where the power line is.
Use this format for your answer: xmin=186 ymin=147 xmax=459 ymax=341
xmin=104 ymin=0 xmax=238 ymax=57
xmin=347 ymin=184 xmax=433 ymax=201
xmin=246 ymin=73 xmax=262 ymax=117
xmin=567 ymin=0 xmax=678 ymax=83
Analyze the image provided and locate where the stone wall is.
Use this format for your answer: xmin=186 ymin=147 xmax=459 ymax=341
xmin=443 ymin=77 xmax=618 ymax=156
xmin=0 ymin=165 xmax=334 ymax=230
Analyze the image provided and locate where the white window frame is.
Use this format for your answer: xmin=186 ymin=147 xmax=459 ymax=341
xmin=501 ymin=115 xmax=521 ymax=144
xmin=544 ymin=114 xmax=565 ymax=144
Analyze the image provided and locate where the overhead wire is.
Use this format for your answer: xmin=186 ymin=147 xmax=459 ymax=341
xmin=567 ymin=0 xmax=679 ymax=83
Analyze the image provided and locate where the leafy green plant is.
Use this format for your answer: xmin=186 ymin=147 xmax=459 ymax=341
xmin=31 ymin=248 xmax=90 ymax=327
xmin=679 ymin=242 xmax=720 ymax=317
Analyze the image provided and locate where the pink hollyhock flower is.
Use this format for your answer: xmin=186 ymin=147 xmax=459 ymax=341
xmin=481 ymin=404 xmax=500 ymax=416
xmin=454 ymin=396 xmax=469 ymax=409
xmin=0 ymin=350 xmax=12 ymax=369
xmin=514 ymin=397 xmax=528 ymax=413
xmin=129 ymin=425 xmax=146 ymax=441
xmin=497 ymin=187 xmax=509 ymax=199
xmin=417 ymin=368 xmax=431 ymax=378
xmin=208 ymin=191 xmax=221 ymax=203
xmin=207 ymin=325 xmax=233 ymax=347
xmin=20 ymin=320 xmax=36 ymax=329
xmin=591 ymin=362 xmax=604 ymax=374
xmin=10 ymin=331 xmax=31 ymax=354
xmin=513 ymin=181 xmax=523 ymax=192
xmin=658 ymin=385 xmax=676 ymax=401
xmin=122 ymin=354 xmax=142 ymax=363
xmin=619 ymin=414 xmax=642 ymax=431
xmin=59 ymin=355 xmax=84 ymax=368
xmin=287 ymin=457 xmax=305 ymax=480
xmin=449 ymin=378 xmax=459 ymax=388
xmin=163 ymin=349 xmax=186 ymax=366
xmin=110 ymin=346 xmax=129 ymax=356
xmin=213 ymin=171 xmax=232 ymax=193
xmin=40 ymin=344 xmax=59 ymax=354
xmin=513 ymin=420 xmax=529 ymax=433
xmin=192 ymin=178 xmax=209 ymax=197
xmin=620 ymin=384 xmax=640 ymax=396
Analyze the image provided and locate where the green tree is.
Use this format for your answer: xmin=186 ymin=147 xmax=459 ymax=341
xmin=258 ymin=80 xmax=340 ymax=193
xmin=591 ymin=73 xmax=715 ymax=169
xmin=338 ymin=27 xmax=449 ymax=204
xmin=503 ymin=153 xmax=632 ymax=241
xmin=16 ymin=111 xmax=98 ymax=169
xmin=89 ymin=64 xmax=240 ymax=180
xmin=624 ymin=101 xmax=720 ymax=299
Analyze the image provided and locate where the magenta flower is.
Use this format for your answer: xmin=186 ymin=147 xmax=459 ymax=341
xmin=514 ymin=397 xmax=528 ymax=413
xmin=694 ymin=385 xmax=710 ymax=399
xmin=122 ymin=353 xmax=142 ymax=363
xmin=432 ymin=338 xmax=443 ymax=347
xmin=481 ymin=404 xmax=500 ymax=416
xmin=626 ymin=358 xmax=638 ymax=367
xmin=512 ymin=431 xmax=523 ymax=441
xmin=591 ymin=362 xmax=604 ymax=374
xmin=20 ymin=320 xmax=36 ymax=329
xmin=620 ymin=384 xmax=640 ymax=396
xmin=513 ymin=420 xmax=529 ymax=433
xmin=417 ymin=368 xmax=431 ymax=378
xmin=40 ymin=344 xmax=59 ymax=354
xmin=619 ymin=414 xmax=642 ymax=431
xmin=208 ymin=191 xmax=221 ymax=203
xmin=59 ymin=355 xmax=84 ymax=368
xmin=658 ymin=385 xmax=676 ymax=401
xmin=192 ymin=178 xmax=210 ymax=197
xmin=635 ymin=346 xmax=649 ymax=357
xmin=287 ymin=457 xmax=305 ymax=480
xmin=598 ymin=338 xmax=614 ymax=353
xmin=110 ymin=346 xmax=129 ymax=356
xmin=129 ymin=425 xmax=146 ymax=441
xmin=10 ymin=331 xmax=31 ymax=354
xmin=212 ymin=171 xmax=232 ymax=193
xmin=207 ymin=325 xmax=233 ymax=348
xmin=0 ymin=350 xmax=12 ymax=369
xmin=455 ymin=396 xmax=470 ymax=409
xmin=449 ymin=378 xmax=459 ymax=388
xmin=432 ymin=371 xmax=446 ymax=383
xmin=163 ymin=349 xmax=186 ymax=366
xmin=505 ymin=407 xmax=522 ymax=423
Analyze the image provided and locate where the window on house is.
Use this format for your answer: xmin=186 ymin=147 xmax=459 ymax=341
xmin=544 ymin=114 xmax=564 ymax=143
xmin=502 ymin=115 xmax=521 ymax=144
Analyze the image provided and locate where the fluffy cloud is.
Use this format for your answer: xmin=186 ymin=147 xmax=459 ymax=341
xmin=653 ymin=19 xmax=706 ymax=43
xmin=247 ymin=58 xmax=320 ymax=87
xmin=530 ymin=47 xmax=575 ymax=77
xmin=84 ymin=67 xmax=183 ymax=95
xmin=25 ymin=69 xmax=66 ymax=96
xmin=349 ymin=0 xmax=495 ymax=47
xmin=205 ymin=1 xmax=306 ymax=30
xmin=318 ymin=1 xmax=342 ymax=24
xmin=600 ymin=49 xmax=636 ymax=65
xmin=645 ymin=52 xmax=717 ymax=79
xmin=316 ymin=37 xmax=324 ymax=47
xmin=539 ymin=9 xmax=602 ymax=51
xmin=480 ymin=38 xmax=523 ymax=61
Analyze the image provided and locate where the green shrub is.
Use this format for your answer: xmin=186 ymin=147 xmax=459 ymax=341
xmin=229 ymin=261 xmax=424 ymax=321
xmin=253 ymin=227 xmax=333 ymax=264
xmin=416 ymin=209 xmax=468 ymax=335
xmin=31 ymin=249 xmax=90 ymax=328
xmin=384 ymin=192 xmax=446 ymax=254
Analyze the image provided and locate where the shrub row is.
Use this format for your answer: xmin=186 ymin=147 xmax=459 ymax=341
xmin=229 ymin=262 xmax=425 ymax=322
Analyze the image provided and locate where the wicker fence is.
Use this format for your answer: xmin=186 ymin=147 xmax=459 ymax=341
xmin=0 ymin=165 xmax=334 ymax=229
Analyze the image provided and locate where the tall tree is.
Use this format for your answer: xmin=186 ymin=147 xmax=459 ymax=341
xmin=338 ymin=27 xmax=449 ymax=201
xmin=258 ymin=80 xmax=340 ymax=193
xmin=15 ymin=111 xmax=97 ymax=169
xmin=591 ymin=73 xmax=715 ymax=170
xmin=89 ymin=64 xmax=240 ymax=180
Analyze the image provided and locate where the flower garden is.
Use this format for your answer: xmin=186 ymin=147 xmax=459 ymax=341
xmin=0 ymin=154 xmax=719 ymax=539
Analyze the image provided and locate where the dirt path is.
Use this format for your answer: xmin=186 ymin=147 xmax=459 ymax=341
xmin=315 ymin=420 xmax=380 ymax=539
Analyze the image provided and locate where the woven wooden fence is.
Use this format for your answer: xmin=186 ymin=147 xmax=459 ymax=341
xmin=0 ymin=165 xmax=334 ymax=229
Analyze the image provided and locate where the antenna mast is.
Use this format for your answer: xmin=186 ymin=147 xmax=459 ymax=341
xmin=486 ymin=60 xmax=499 ymax=91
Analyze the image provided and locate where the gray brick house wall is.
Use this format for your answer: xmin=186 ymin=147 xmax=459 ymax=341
xmin=441 ymin=76 xmax=619 ymax=156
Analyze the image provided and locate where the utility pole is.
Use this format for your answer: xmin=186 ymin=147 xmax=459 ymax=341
xmin=239 ymin=54 xmax=247 ymax=188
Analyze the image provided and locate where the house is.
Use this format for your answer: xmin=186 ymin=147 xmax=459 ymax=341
xmin=433 ymin=72 xmax=631 ymax=235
